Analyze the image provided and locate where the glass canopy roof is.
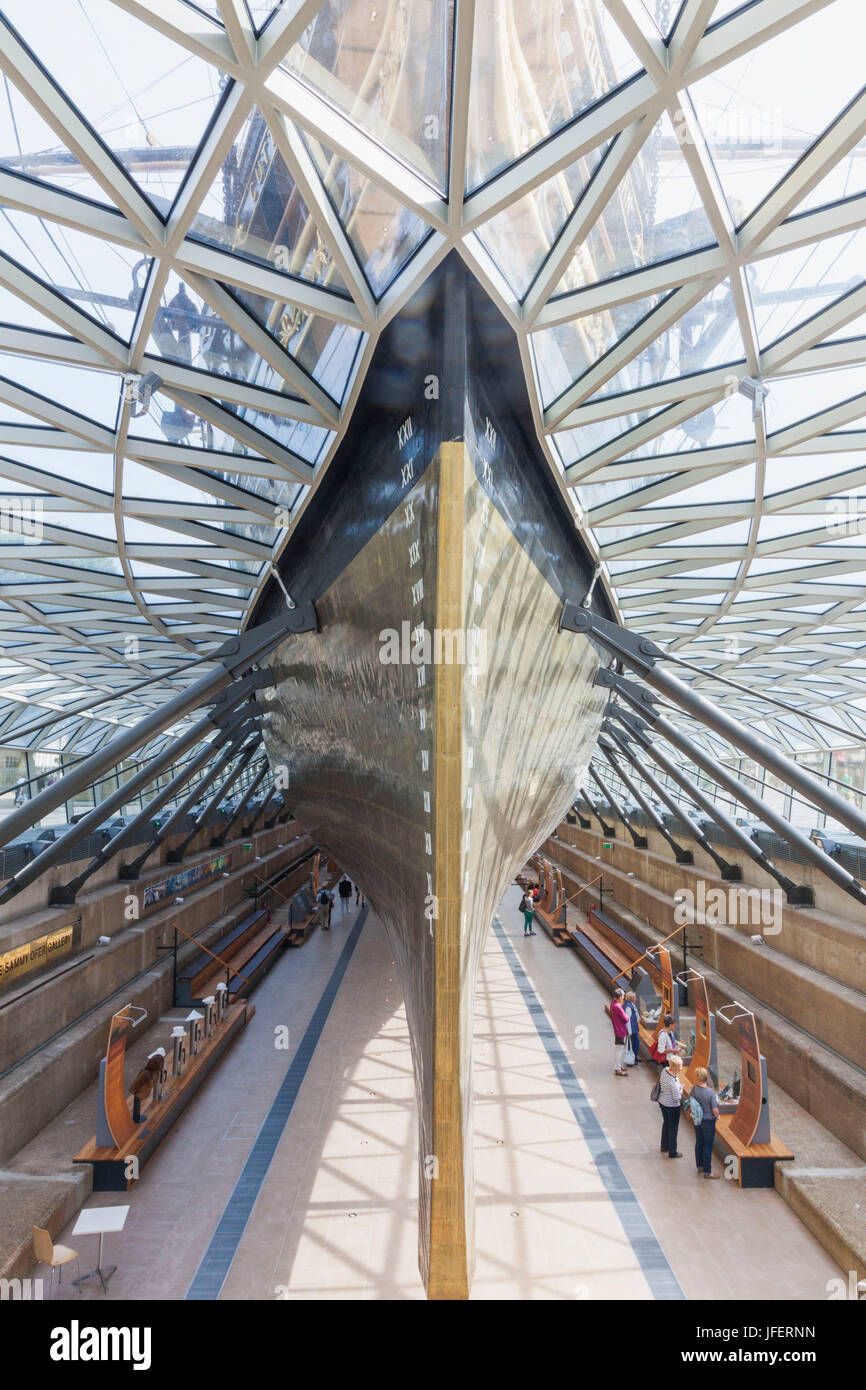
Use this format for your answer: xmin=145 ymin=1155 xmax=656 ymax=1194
xmin=0 ymin=0 xmax=863 ymax=761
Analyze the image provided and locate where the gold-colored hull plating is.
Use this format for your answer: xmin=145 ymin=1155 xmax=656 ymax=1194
xmin=260 ymin=442 xmax=604 ymax=1297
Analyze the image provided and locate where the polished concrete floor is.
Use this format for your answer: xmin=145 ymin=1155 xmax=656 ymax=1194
xmin=37 ymin=886 xmax=840 ymax=1301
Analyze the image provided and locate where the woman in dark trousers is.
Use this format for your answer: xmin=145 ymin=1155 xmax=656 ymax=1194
xmin=658 ymin=1054 xmax=684 ymax=1157
xmin=691 ymin=1066 xmax=721 ymax=1178
xmin=624 ymin=989 xmax=641 ymax=1065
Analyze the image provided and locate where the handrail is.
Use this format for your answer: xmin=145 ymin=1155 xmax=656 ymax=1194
xmin=560 ymin=871 xmax=606 ymax=910
xmin=612 ymin=920 xmax=687 ymax=985
xmin=252 ymin=871 xmax=293 ymax=905
xmin=169 ymin=918 xmax=250 ymax=987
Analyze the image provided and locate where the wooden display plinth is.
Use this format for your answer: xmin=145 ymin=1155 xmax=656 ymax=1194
xmin=713 ymin=1115 xmax=794 ymax=1188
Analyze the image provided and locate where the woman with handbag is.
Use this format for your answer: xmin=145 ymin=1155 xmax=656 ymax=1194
xmin=610 ymin=987 xmax=630 ymax=1076
xmin=652 ymin=1054 xmax=684 ymax=1157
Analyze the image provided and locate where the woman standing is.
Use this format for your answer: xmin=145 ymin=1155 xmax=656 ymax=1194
xmin=658 ymin=1054 xmax=684 ymax=1157
xmin=623 ymin=990 xmax=641 ymax=1065
xmin=691 ymin=1066 xmax=721 ymax=1178
xmin=519 ymin=890 xmax=536 ymax=937
xmin=610 ymin=987 xmax=630 ymax=1077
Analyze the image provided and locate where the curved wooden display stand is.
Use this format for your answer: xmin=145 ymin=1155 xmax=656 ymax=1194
xmin=564 ymin=895 xmax=794 ymax=1187
xmin=75 ymin=999 xmax=254 ymax=1191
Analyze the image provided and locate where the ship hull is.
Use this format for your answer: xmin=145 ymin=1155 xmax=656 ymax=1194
xmin=254 ymin=256 xmax=609 ymax=1296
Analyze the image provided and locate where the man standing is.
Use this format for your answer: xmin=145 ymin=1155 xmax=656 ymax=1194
xmin=318 ymin=886 xmax=334 ymax=930
xmin=338 ymin=876 xmax=353 ymax=915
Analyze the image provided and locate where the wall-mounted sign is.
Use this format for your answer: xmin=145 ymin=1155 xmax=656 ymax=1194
xmin=142 ymin=853 xmax=232 ymax=912
xmin=0 ymin=918 xmax=80 ymax=992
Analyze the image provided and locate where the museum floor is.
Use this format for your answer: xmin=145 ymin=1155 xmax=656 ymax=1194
xmin=34 ymin=885 xmax=838 ymax=1301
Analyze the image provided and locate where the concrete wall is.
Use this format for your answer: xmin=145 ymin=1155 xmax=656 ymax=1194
xmin=543 ymin=825 xmax=866 ymax=1164
xmin=0 ymin=821 xmax=313 ymax=1163
xmin=552 ymin=821 xmax=866 ymax=994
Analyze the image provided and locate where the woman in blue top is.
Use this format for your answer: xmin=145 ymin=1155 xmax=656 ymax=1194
xmin=623 ymin=990 xmax=640 ymax=1065
xmin=690 ymin=1066 xmax=721 ymax=1178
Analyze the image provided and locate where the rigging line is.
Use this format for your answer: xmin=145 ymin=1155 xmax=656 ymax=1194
xmin=74 ymin=0 xmax=150 ymax=140
xmin=0 ymin=84 xmax=116 ymax=331
xmin=664 ymin=652 xmax=866 ymax=745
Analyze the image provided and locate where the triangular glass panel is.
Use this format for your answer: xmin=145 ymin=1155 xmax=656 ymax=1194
xmin=639 ymin=0 xmax=682 ymax=39
xmin=553 ymin=111 xmax=716 ymax=292
xmin=0 ymin=206 xmax=149 ymax=343
xmin=130 ymin=388 xmax=275 ymax=457
xmin=303 ymin=132 xmax=431 ymax=297
xmin=183 ymin=1 xmax=225 ymax=22
xmin=2 ymin=0 xmax=226 ymax=215
xmin=465 ymin=0 xmax=640 ymax=192
xmin=283 ymin=0 xmax=454 ymax=195
xmin=2 ymin=445 xmax=114 ymax=491
xmin=764 ymin=451 xmax=862 ymax=495
xmin=531 ymin=292 xmax=666 ymax=408
xmin=474 ymin=143 xmax=609 ymax=299
xmin=689 ymin=0 xmax=866 ymax=226
xmin=187 ymin=106 xmax=350 ymax=296
xmin=145 ymin=271 xmax=308 ymax=393
xmin=245 ymin=2 xmax=280 ymax=34
xmin=230 ymin=279 xmax=364 ymax=404
xmin=216 ymin=393 xmax=336 ymax=459
xmin=619 ymin=388 xmax=756 ymax=458
xmin=764 ymin=365 xmax=866 ymax=434
xmin=0 ymin=75 xmax=120 ymax=208
xmin=593 ymin=281 xmax=746 ymax=397
xmin=747 ymin=225 xmax=866 ymax=350
xmin=827 ymin=317 xmax=866 ymax=343
xmin=0 ymin=285 xmax=79 ymax=339
xmin=554 ymin=407 xmax=662 ymax=468
xmin=0 ymin=353 xmax=123 ymax=428
xmin=791 ymin=149 xmax=866 ymax=219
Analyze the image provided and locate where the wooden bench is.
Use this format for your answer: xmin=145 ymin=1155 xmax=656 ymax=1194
xmin=175 ymin=908 xmax=267 ymax=1005
xmin=223 ymin=919 xmax=286 ymax=997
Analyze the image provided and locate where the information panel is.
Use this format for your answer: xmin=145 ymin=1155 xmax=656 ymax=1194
xmin=142 ymin=852 xmax=232 ymax=912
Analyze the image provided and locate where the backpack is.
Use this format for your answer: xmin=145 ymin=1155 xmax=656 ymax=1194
xmin=518 ymin=895 xmax=529 ymax=914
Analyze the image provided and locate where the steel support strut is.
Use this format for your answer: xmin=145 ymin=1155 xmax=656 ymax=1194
xmin=578 ymin=787 xmax=614 ymax=837
xmin=210 ymin=760 xmax=269 ymax=847
xmin=597 ymin=740 xmax=694 ymax=863
xmin=0 ymin=681 xmax=260 ymax=906
xmin=242 ymin=784 xmax=279 ymax=838
xmin=588 ymin=763 xmax=647 ymax=847
xmin=164 ymin=740 xmax=259 ymax=863
xmin=598 ymin=672 xmax=866 ymax=906
xmin=0 ymin=609 xmax=314 ymax=852
xmin=601 ymin=717 xmax=741 ymax=880
xmin=563 ymin=605 xmax=866 ymax=844
xmin=118 ymin=722 xmax=259 ymax=880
